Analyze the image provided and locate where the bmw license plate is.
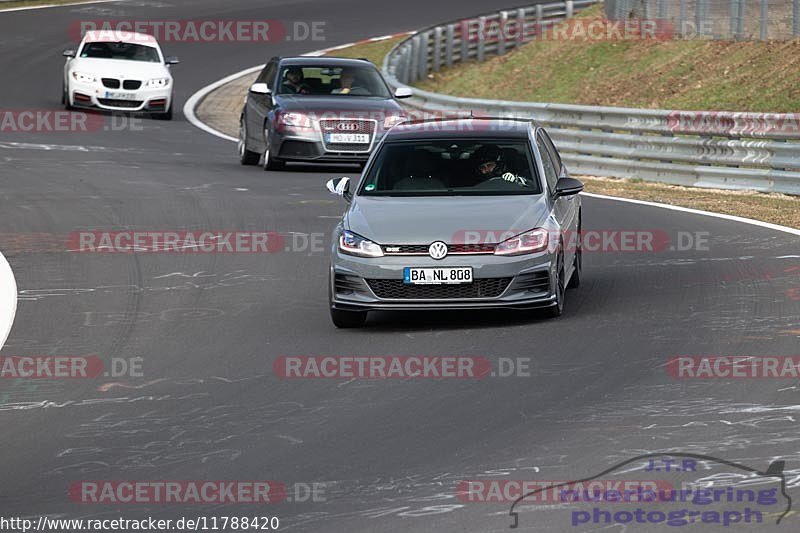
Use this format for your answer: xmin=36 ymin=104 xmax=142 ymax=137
xmin=404 ymin=267 xmax=472 ymax=285
xmin=327 ymin=133 xmax=369 ymax=144
xmin=104 ymin=91 xmax=137 ymax=100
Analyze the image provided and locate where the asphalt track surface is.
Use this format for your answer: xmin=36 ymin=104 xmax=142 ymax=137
xmin=1 ymin=1 xmax=799 ymax=531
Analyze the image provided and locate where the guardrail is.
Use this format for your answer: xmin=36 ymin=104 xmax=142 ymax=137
xmin=382 ymin=1 xmax=800 ymax=195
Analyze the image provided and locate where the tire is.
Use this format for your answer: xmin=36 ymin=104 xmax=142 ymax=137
xmin=567 ymin=216 xmax=582 ymax=289
xmin=545 ymin=249 xmax=566 ymax=318
xmin=154 ymin=105 xmax=173 ymax=121
xmin=262 ymin=141 xmax=285 ymax=171
xmin=62 ymin=82 xmax=73 ymax=110
xmin=330 ymin=307 xmax=367 ymax=328
xmin=238 ymin=118 xmax=260 ymax=165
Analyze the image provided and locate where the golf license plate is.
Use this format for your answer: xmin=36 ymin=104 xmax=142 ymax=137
xmin=327 ymin=133 xmax=369 ymax=144
xmin=404 ymin=267 xmax=473 ymax=285
xmin=104 ymin=91 xmax=137 ymax=100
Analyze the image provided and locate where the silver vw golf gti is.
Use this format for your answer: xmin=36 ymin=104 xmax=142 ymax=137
xmin=326 ymin=118 xmax=583 ymax=328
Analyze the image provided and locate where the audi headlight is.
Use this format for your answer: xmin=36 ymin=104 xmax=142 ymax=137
xmin=383 ymin=114 xmax=406 ymax=129
xmin=339 ymin=230 xmax=384 ymax=258
xmin=146 ymin=78 xmax=170 ymax=88
xmin=71 ymin=71 xmax=97 ymax=84
xmin=494 ymin=228 xmax=549 ymax=256
xmin=277 ymin=112 xmax=314 ymax=130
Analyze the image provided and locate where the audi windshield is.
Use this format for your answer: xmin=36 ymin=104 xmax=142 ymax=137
xmin=359 ymin=140 xmax=542 ymax=196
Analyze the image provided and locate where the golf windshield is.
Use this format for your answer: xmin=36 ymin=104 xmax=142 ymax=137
xmin=359 ymin=140 xmax=542 ymax=196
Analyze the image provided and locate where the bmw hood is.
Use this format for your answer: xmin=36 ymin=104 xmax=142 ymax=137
xmin=346 ymin=195 xmax=550 ymax=245
xmin=69 ymin=58 xmax=171 ymax=80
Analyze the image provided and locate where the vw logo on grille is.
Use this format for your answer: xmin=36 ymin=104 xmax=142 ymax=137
xmin=337 ymin=122 xmax=360 ymax=131
xmin=428 ymin=241 xmax=448 ymax=260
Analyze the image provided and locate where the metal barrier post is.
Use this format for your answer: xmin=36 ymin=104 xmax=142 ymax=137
xmin=445 ymin=24 xmax=455 ymax=67
xmin=736 ymin=0 xmax=746 ymax=39
xmin=795 ymin=0 xmax=800 ymax=37
xmin=477 ymin=16 xmax=486 ymax=62
xmin=418 ymin=32 xmax=429 ymax=79
xmin=432 ymin=26 xmax=442 ymax=71
xmin=498 ymin=11 xmax=508 ymax=55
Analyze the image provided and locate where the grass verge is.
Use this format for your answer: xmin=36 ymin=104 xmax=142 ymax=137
xmin=416 ymin=5 xmax=800 ymax=112
xmin=317 ymin=25 xmax=800 ymax=229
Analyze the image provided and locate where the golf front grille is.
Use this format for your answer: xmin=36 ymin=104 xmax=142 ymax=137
xmin=319 ymin=119 xmax=375 ymax=152
xmin=366 ymin=278 xmax=512 ymax=299
xmin=382 ymin=243 xmax=497 ymax=255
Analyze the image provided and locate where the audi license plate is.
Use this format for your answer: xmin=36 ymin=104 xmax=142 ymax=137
xmin=104 ymin=91 xmax=137 ymax=100
xmin=327 ymin=133 xmax=369 ymax=144
xmin=403 ymin=267 xmax=473 ymax=285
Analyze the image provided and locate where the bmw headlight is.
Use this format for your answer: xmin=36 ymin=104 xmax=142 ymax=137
xmin=146 ymin=78 xmax=171 ymax=89
xmin=339 ymin=230 xmax=384 ymax=258
xmin=71 ymin=71 xmax=97 ymax=84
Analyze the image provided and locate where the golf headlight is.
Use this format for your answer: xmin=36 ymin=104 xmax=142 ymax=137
xmin=71 ymin=71 xmax=97 ymax=83
xmin=383 ymin=114 xmax=406 ymax=129
xmin=494 ymin=228 xmax=549 ymax=256
xmin=146 ymin=78 xmax=170 ymax=88
xmin=339 ymin=230 xmax=383 ymax=258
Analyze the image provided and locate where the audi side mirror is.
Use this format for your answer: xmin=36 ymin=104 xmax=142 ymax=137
xmin=249 ymin=82 xmax=271 ymax=95
xmin=394 ymin=87 xmax=413 ymax=99
xmin=62 ymin=49 xmax=76 ymax=58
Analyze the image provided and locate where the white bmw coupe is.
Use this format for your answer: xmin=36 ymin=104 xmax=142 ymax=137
xmin=62 ymin=30 xmax=179 ymax=120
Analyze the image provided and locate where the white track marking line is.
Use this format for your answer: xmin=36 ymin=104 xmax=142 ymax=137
xmin=0 ymin=250 xmax=18 ymax=350
xmin=183 ymin=65 xmax=264 ymax=143
xmin=582 ymin=192 xmax=800 ymax=237
xmin=0 ymin=0 xmax=117 ymax=13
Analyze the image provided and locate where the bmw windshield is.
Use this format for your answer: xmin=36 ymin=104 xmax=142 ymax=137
xmin=80 ymin=41 xmax=161 ymax=62
xmin=359 ymin=140 xmax=542 ymax=196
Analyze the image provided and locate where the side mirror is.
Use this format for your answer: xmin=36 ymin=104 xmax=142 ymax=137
xmin=249 ymin=82 xmax=271 ymax=95
xmin=326 ymin=177 xmax=351 ymax=200
xmin=554 ymin=177 xmax=584 ymax=197
xmin=394 ymin=87 xmax=413 ymax=99
xmin=165 ymin=56 xmax=180 ymax=65
xmin=62 ymin=49 xmax=76 ymax=58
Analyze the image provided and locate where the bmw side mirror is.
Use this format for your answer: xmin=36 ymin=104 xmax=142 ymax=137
xmin=326 ymin=177 xmax=351 ymax=200
xmin=249 ymin=82 xmax=271 ymax=95
xmin=62 ymin=49 xmax=76 ymax=58
xmin=394 ymin=87 xmax=413 ymax=99
xmin=165 ymin=56 xmax=180 ymax=65
xmin=554 ymin=177 xmax=584 ymax=197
